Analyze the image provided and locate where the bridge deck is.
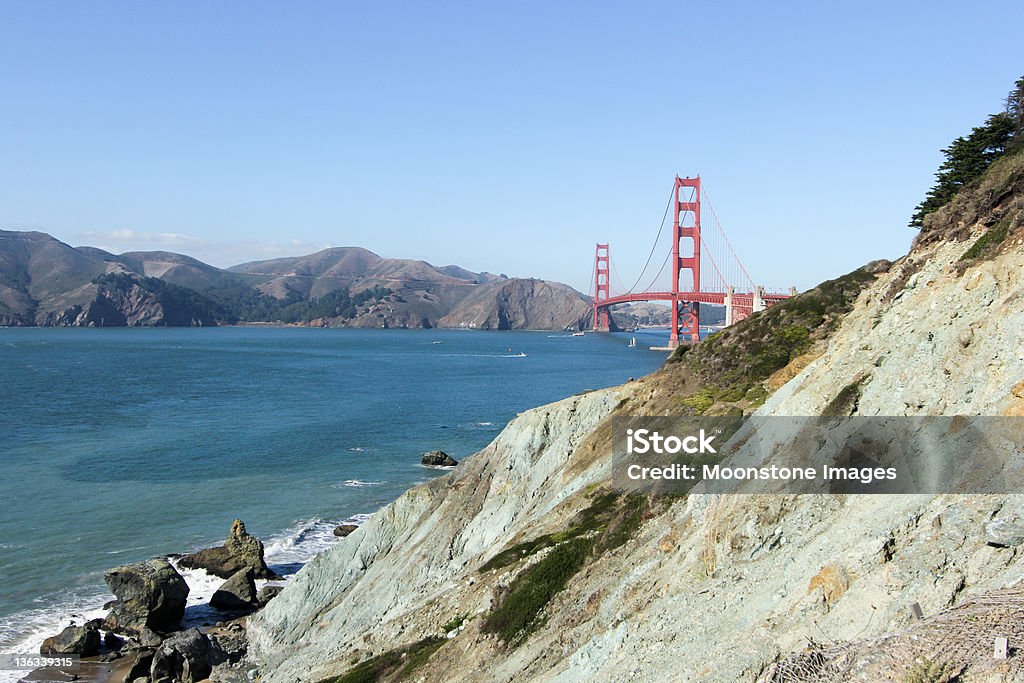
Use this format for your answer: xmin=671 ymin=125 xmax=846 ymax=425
xmin=597 ymin=291 xmax=791 ymax=307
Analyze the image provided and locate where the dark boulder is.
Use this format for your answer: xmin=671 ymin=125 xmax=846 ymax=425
xmin=123 ymin=648 xmax=155 ymax=682
xmin=103 ymin=559 xmax=189 ymax=636
xmin=178 ymin=519 xmax=280 ymax=580
xmin=103 ymin=631 xmax=124 ymax=650
xmin=210 ymin=568 xmax=258 ymax=613
xmin=40 ymin=624 xmax=100 ymax=656
xmin=421 ymin=450 xmax=459 ymax=467
xmin=256 ymin=585 xmax=284 ymax=607
xmin=333 ymin=524 xmax=359 ymax=537
xmin=150 ymin=628 xmax=211 ymax=683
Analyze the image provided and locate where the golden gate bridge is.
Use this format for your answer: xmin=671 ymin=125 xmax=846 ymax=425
xmin=592 ymin=175 xmax=795 ymax=348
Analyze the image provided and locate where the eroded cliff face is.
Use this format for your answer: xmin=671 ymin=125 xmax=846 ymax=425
xmin=248 ymin=389 xmax=625 ymax=680
xmin=36 ymin=278 xmax=217 ymax=327
xmin=247 ymin=152 xmax=1024 ymax=682
xmin=437 ymin=278 xmax=592 ymax=331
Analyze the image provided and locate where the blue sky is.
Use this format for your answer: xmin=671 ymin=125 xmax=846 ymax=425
xmin=1 ymin=1 xmax=1021 ymax=293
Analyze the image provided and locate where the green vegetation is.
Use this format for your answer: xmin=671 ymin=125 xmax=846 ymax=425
xmin=822 ymin=377 xmax=867 ymax=417
xmin=93 ymin=272 xmax=223 ymax=324
xmin=677 ymin=386 xmax=717 ymax=414
xmin=441 ymin=614 xmax=468 ymax=633
xmin=94 ymin=272 xmax=393 ymax=325
xmin=208 ymin=284 xmax=393 ymax=324
xmin=960 ymin=214 xmax=1012 ymax=261
xmin=317 ymin=636 xmax=446 ymax=683
xmin=666 ymin=266 xmax=877 ymax=414
xmin=480 ymin=491 xmax=648 ymax=647
xmin=483 ymin=536 xmax=594 ymax=648
xmin=900 ymin=657 xmax=963 ymax=683
xmin=910 ymin=75 xmax=1024 ymax=228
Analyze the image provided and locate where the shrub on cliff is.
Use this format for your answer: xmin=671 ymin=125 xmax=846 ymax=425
xmin=910 ymin=75 xmax=1024 ymax=228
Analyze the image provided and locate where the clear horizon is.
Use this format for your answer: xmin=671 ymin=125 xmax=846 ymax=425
xmin=1 ymin=1 xmax=1022 ymax=294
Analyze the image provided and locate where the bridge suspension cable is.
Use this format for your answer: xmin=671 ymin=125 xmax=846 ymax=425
xmin=620 ymin=184 xmax=676 ymax=296
xmin=700 ymin=187 xmax=756 ymax=292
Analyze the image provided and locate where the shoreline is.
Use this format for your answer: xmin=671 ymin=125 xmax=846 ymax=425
xmin=0 ymin=513 xmax=375 ymax=683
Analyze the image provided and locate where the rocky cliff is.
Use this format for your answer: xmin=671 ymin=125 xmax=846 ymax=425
xmin=437 ymin=278 xmax=592 ymax=330
xmin=245 ymin=148 xmax=1024 ymax=682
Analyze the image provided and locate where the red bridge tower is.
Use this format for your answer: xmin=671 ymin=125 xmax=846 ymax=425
xmin=593 ymin=243 xmax=610 ymax=331
xmin=671 ymin=175 xmax=701 ymax=346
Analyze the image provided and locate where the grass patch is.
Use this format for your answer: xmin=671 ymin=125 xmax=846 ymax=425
xmin=822 ymin=377 xmax=867 ymax=416
xmin=318 ymin=636 xmax=446 ymax=683
xmin=441 ymin=614 xmax=468 ymax=633
xmin=657 ymin=267 xmax=878 ymax=417
xmin=482 ymin=536 xmax=594 ymax=647
xmin=900 ymin=657 xmax=963 ymax=683
xmin=960 ymin=215 xmax=1011 ymax=261
xmin=480 ymin=491 xmax=648 ymax=648
xmin=677 ymin=387 xmax=717 ymax=414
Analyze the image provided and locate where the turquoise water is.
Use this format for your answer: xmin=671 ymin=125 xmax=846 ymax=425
xmin=0 ymin=327 xmax=667 ymax=653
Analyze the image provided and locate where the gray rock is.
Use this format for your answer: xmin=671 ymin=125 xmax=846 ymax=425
xmin=985 ymin=516 xmax=1024 ymax=547
xmin=40 ymin=624 xmax=100 ymax=656
xmin=179 ymin=519 xmax=280 ymax=580
xmin=256 ymin=585 xmax=284 ymax=607
xmin=421 ymin=450 xmax=459 ymax=467
xmin=138 ymin=626 xmax=164 ymax=647
xmin=210 ymin=568 xmax=258 ymax=613
xmin=102 ymin=559 xmax=189 ymax=636
xmin=124 ymin=648 xmax=155 ymax=683
xmin=333 ymin=524 xmax=358 ymax=537
xmin=150 ymin=628 xmax=211 ymax=683
xmin=210 ymin=631 xmax=248 ymax=665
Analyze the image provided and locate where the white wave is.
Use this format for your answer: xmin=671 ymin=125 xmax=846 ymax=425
xmin=0 ymin=512 xmax=377 ymax=681
xmin=332 ymin=479 xmax=384 ymax=489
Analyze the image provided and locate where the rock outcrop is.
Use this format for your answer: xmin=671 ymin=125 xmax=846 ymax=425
xmin=179 ymin=519 xmax=280 ymax=580
xmin=437 ymin=278 xmax=591 ymax=330
xmin=102 ymin=558 xmax=189 ymax=637
xmin=210 ymin=568 xmax=259 ymax=613
xmin=150 ymin=628 xmax=212 ymax=683
xmin=420 ymin=450 xmax=458 ymax=467
xmin=39 ymin=624 xmax=100 ymax=656
xmin=332 ymin=524 xmax=358 ymax=538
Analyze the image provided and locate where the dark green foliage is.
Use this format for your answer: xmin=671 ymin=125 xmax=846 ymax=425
xmin=480 ymin=533 xmax=560 ymax=572
xmin=911 ymin=76 xmax=1024 ymax=228
xmin=482 ymin=536 xmax=594 ymax=647
xmin=441 ymin=614 xmax=467 ymax=633
xmin=318 ymin=636 xmax=446 ymax=683
xmin=960 ymin=215 xmax=1012 ymax=261
xmin=92 ymin=273 xmax=390 ymax=325
xmin=673 ymin=267 xmax=876 ymax=403
xmin=822 ymin=378 xmax=866 ymax=417
xmin=103 ymin=272 xmax=394 ymax=325
xmin=480 ymin=491 xmax=648 ymax=647
xmin=93 ymin=272 xmax=223 ymax=325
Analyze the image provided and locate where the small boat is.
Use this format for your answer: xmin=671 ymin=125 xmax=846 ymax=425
xmin=628 ymin=337 xmax=637 ymax=348
xmin=571 ymin=331 xmax=585 ymax=337
xmin=516 ymin=352 xmax=527 ymax=357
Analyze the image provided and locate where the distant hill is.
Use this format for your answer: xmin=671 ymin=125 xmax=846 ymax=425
xmin=0 ymin=230 xmax=594 ymax=330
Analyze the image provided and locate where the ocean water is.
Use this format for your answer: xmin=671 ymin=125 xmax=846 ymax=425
xmin=0 ymin=327 xmax=668 ymax=661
